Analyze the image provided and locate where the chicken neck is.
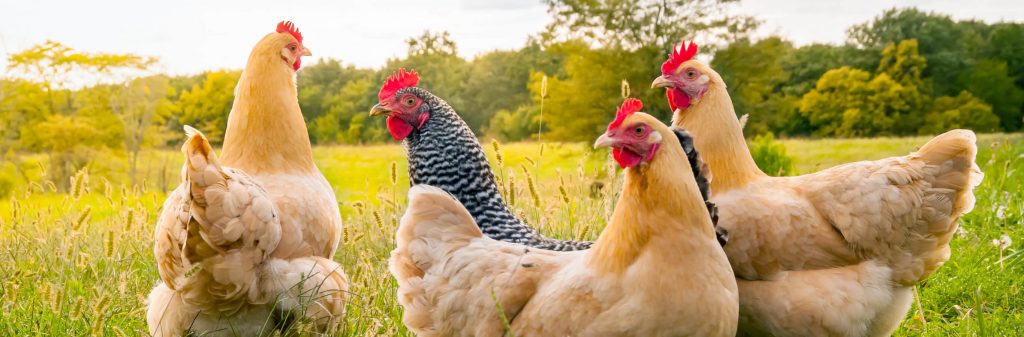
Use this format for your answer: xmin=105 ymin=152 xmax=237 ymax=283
xmin=588 ymin=138 xmax=718 ymax=275
xmin=672 ymin=84 xmax=765 ymax=192
xmin=220 ymin=45 xmax=316 ymax=175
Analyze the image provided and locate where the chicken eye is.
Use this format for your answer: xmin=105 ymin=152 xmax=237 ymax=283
xmin=686 ymin=70 xmax=697 ymax=78
xmin=404 ymin=98 xmax=416 ymax=106
xmin=290 ymin=46 xmax=296 ymax=51
xmin=633 ymin=126 xmax=644 ymax=135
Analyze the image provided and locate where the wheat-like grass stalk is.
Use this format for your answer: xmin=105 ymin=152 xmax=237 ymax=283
xmin=68 ymin=297 xmax=84 ymax=320
xmin=492 ymin=139 xmax=504 ymax=168
xmin=507 ymin=174 xmax=516 ymax=207
xmin=577 ymin=225 xmax=591 ymax=241
xmin=103 ymin=229 xmax=115 ymax=258
xmin=71 ymin=168 xmax=89 ymax=199
xmin=123 ymin=208 xmax=134 ymax=232
xmin=389 ymin=161 xmax=398 ymax=186
xmin=521 ymin=165 xmax=540 ymax=208
xmin=73 ymin=206 xmax=93 ymax=232
xmin=352 ymin=201 xmax=365 ymax=215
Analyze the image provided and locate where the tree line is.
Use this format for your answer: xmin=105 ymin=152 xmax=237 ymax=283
xmin=1 ymin=3 xmax=1022 ymax=186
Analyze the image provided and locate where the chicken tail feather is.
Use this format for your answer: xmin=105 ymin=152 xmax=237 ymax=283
xmin=916 ymin=129 xmax=983 ymax=215
xmin=390 ymin=185 xmax=483 ymax=334
xmin=895 ymin=129 xmax=983 ymax=284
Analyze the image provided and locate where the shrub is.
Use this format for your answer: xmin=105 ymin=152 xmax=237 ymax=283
xmin=0 ymin=174 xmax=14 ymax=199
xmin=749 ymin=133 xmax=794 ymax=176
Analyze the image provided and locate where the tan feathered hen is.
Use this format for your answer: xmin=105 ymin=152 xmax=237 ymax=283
xmin=652 ymin=40 xmax=983 ymax=336
xmin=147 ymin=127 xmax=347 ymax=337
xmin=146 ymin=21 xmax=347 ymax=336
xmin=390 ymin=99 xmax=738 ymax=337
xmin=217 ymin=21 xmax=342 ymax=260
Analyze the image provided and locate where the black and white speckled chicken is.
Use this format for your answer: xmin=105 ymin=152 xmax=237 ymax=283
xmin=370 ymin=69 xmax=725 ymax=251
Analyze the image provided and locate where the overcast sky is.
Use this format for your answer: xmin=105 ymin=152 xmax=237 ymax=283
xmin=0 ymin=0 xmax=1021 ymax=76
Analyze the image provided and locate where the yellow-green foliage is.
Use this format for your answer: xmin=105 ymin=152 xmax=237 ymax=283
xmin=0 ymin=135 xmax=1021 ymax=336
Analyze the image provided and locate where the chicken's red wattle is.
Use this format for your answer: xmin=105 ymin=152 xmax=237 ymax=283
xmin=667 ymin=88 xmax=691 ymax=112
xmin=387 ymin=115 xmax=414 ymax=141
xmin=612 ymin=148 xmax=643 ymax=168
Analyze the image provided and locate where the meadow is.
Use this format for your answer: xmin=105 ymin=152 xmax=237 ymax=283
xmin=0 ymin=134 xmax=1021 ymax=336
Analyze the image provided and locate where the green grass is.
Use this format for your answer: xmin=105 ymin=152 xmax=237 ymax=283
xmin=0 ymin=134 xmax=1021 ymax=336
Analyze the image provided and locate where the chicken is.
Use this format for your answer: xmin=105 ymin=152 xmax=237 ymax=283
xmin=389 ymin=99 xmax=738 ymax=337
xmin=369 ymin=68 xmax=590 ymax=251
xmin=652 ymin=40 xmax=984 ymax=337
xmin=369 ymin=69 xmax=726 ymax=250
xmin=146 ymin=127 xmax=347 ymax=337
xmin=146 ymin=21 xmax=348 ymax=336
xmin=218 ymin=21 xmax=342 ymax=260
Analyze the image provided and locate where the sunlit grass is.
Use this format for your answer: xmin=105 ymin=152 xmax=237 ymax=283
xmin=0 ymin=134 xmax=1021 ymax=336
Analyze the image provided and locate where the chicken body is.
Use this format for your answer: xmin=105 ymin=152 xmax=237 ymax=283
xmin=390 ymin=111 xmax=738 ymax=337
xmin=147 ymin=128 xmax=347 ymax=337
xmin=147 ymin=23 xmax=347 ymax=336
xmin=654 ymin=55 xmax=983 ymax=336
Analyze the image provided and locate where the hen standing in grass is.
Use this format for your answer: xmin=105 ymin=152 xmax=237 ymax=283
xmin=146 ymin=21 xmax=347 ymax=336
xmin=389 ymin=99 xmax=737 ymax=336
xmin=652 ymin=40 xmax=983 ymax=337
xmin=369 ymin=69 xmax=591 ymax=251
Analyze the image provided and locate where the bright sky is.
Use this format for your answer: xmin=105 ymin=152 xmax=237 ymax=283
xmin=1 ymin=0 xmax=1021 ymax=77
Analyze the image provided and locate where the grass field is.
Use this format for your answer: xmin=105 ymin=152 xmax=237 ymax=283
xmin=0 ymin=134 xmax=1021 ymax=336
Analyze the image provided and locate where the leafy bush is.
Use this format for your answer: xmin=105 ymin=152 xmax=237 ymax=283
xmin=920 ymin=91 xmax=1000 ymax=134
xmin=749 ymin=133 xmax=794 ymax=176
xmin=0 ymin=173 xmax=14 ymax=199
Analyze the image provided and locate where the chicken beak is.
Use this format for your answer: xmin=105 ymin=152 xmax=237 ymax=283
xmin=651 ymin=75 xmax=674 ymax=89
xmin=302 ymin=46 xmax=312 ymax=57
xmin=593 ymin=133 xmax=616 ymax=149
xmin=369 ymin=103 xmax=392 ymax=117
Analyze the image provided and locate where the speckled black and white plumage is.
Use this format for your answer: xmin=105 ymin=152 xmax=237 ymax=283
xmin=396 ymin=87 xmax=592 ymax=251
xmin=673 ymin=127 xmax=728 ymax=246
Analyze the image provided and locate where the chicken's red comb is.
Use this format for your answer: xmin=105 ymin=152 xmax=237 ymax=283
xmin=276 ymin=21 xmax=303 ymax=43
xmin=379 ymin=68 xmax=420 ymax=100
xmin=608 ymin=98 xmax=643 ymax=131
xmin=660 ymin=40 xmax=698 ymax=74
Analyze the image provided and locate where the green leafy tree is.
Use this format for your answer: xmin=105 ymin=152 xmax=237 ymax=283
xmin=487 ymin=106 xmax=539 ymax=141
xmin=7 ymin=40 xmax=156 ymax=113
xmin=877 ymin=39 xmax=928 ymax=88
xmin=384 ymin=31 xmax=470 ymax=119
xmin=177 ymin=70 xmax=241 ymax=143
xmin=461 ymin=49 xmax=535 ymax=133
xmin=542 ymin=0 xmax=757 ymax=49
xmin=848 ymin=8 xmax=984 ymax=96
xmin=19 ymin=114 xmax=106 ymax=187
xmin=311 ymin=77 xmax=379 ymax=144
xmin=298 ymin=58 xmax=375 ymax=139
xmin=921 ymin=91 xmax=999 ymax=134
xmin=111 ymin=75 xmax=176 ymax=184
xmin=531 ymin=42 xmax=669 ymax=141
xmin=0 ymin=80 xmax=51 ymax=155
xmin=712 ymin=36 xmax=806 ymax=135
xmin=781 ymin=44 xmax=879 ymax=97
xmin=960 ymin=60 xmax=1024 ymax=131
xmin=799 ymin=67 xmax=922 ymax=137
xmin=986 ymin=23 xmax=1024 ymax=86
